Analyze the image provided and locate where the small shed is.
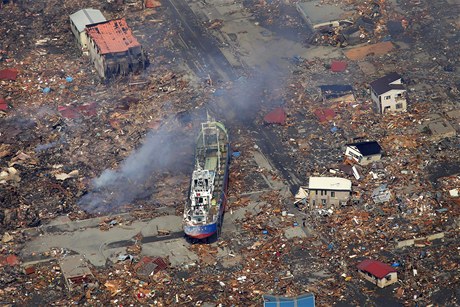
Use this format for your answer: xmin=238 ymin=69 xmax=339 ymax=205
xmin=357 ymin=259 xmax=397 ymax=288
xmin=70 ymin=9 xmax=106 ymax=55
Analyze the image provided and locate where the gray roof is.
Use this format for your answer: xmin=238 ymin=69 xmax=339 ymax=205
xmin=370 ymin=72 xmax=405 ymax=96
xmin=70 ymin=9 xmax=106 ymax=33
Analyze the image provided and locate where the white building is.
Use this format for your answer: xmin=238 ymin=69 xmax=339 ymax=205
xmin=370 ymin=72 xmax=407 ymax=114
xmin=308 ymin=177 xmax=352 ymax=208
xmin=70 ymin=9 xmax=106 ymax=55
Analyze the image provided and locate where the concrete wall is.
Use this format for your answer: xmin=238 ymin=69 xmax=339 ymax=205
xmin=70 ymin=21 xmax=90 ymax=55
xmin=87 ymin=36 xmax=106 ymax=78
xmin=371 ymin=90 xmax=381 ymax=113
xmin=395 ymin=232 xmax=445 ymax=248
xmin=309 ymin=189 xmax=350 ymax=208
xmin=374 ymin=89 xmax=407 ymax=114
xmin=358 ymin=271 xmax=397 ymax=288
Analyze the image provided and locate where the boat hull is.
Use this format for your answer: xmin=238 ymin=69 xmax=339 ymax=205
xmin=184 ymin=143 xmax=230 ymax=240
xmin=184 ymin=223 xmax=218 ymax=239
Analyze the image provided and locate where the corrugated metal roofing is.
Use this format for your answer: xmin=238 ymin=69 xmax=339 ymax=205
xmin=86 ymin=18 xmax=141 ymax=55
xmin=357 ymin=259 xmax=396 ymax=279
xmin=0 ymin=68 xmax=18 ymax=80
xmin=263 ymin=293 xmax=315 ymax=307
xmin=314 ymin=108 xmax=336 ymax=123
xmin=70 ymin=8 xmax=106 ymax=33
xmin=264 ymin=107 xmax=286 ymax=125
xmin=308 ymin=177 xmax=351 ymax=191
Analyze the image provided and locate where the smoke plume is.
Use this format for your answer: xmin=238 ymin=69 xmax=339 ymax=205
xmin=78 ymin=117 xmax=195 ymax=213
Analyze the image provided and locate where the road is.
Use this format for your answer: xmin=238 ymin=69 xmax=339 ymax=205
xmin=163 ymin=0 xmax=238 ymax=82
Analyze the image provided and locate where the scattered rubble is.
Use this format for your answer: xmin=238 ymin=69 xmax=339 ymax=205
xmin=0 ymin=0 xmax=459 ymax=305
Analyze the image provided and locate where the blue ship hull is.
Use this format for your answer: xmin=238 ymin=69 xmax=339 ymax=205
xmin=184 ymin=143 xmax=230 ymax=240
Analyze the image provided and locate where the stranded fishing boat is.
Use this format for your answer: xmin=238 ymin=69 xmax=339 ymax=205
xmin=183 ymin=116 xmax=230 ymax=240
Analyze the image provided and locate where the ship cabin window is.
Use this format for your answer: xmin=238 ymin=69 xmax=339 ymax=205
xmin=194 ymin=216 xmax=204 ymax=222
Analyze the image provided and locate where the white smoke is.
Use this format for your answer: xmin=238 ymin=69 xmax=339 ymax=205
xmin=78 ymin=117 xmax=195 ymax=213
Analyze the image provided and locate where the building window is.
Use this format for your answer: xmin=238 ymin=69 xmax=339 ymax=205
xmin=385 ymin=95 xmax=391 ymax=100
xmin=315 ymin=190 xmax=318 ymax=195
xmin=320 ymin=190 xmax=324 ymax=196
xmin=396 ymin=103 xmax=403 ymax=109
xmin=331 ymin=191 xmax=335 ymax=197
xmin=321 ymin=199 xmax=326 ymax=205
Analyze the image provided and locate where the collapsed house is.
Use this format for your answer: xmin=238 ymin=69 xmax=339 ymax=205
xmin=420 ymin=113 xmax=457 ymax=141
xmin=69 ymin=9 xmax=107 ymax=55
xmin=59 ymin=255 xmax=96 ymax=291
xmin=85 ymin=18 xmax=148 ymax=78
xmin=345 ymin=141 xmax=382 ymax=166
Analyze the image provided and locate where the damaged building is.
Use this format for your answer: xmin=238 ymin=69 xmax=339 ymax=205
xmin=85 ymin=18 xmax=148 ymax=78
xmin=69 ymin=8 xmax=106 ymax=55
xmin=308 ymin=177 xmax=352 ymax=208
xmin=345 ymin=141 xmax=382 ymax=166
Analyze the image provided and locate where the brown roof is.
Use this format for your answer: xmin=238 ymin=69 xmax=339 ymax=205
xmin=86 ymin=18 xmax=141 ymax=55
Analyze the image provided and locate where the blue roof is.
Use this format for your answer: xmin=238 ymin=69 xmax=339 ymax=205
xmin=347 ymin=141 xmax=382 ymax=156
xmin=263 ymin=293 xmax=315 ymax=307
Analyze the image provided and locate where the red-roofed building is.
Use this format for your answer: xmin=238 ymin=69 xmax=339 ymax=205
xmin=264 ymin=107 xmax=286 ymax=125
xmin=85 ymin=18 xmax=148 ymax=78
xmin=357 ymin=259 xmax=397 ymax=288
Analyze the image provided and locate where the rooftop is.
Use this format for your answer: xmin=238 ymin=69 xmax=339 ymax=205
xmin=308 ymin=177 xmax=352 ymax=191
xmin=370 ymin=72 xmax=405 ymax=96
xmin=357 ymin=259 xmax=396 ymax=279
xmin=264 ymin=293 xmax=315 ymax=307
xmin=86 ymin=18 xmax=141 ymax=55
xmin=347 ymin=141 xmax=382 ymax=156
xmin=296 ymin=0 xmax=350 ymax=27
xmin=70 ymin=8 xmax=106 ymax=33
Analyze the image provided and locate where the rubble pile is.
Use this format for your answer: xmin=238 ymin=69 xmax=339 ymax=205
xmin=0 ymin=0 xmax=459 ymax=305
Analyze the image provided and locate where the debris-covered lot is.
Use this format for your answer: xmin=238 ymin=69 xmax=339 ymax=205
xmin=1 ymin=0 xmax=459 ymax=305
